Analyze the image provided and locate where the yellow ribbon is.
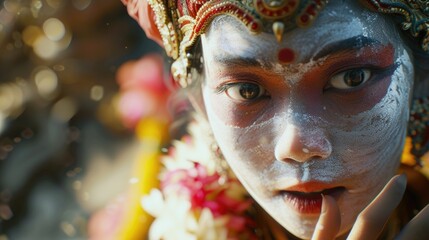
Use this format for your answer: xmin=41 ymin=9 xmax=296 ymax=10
xmin=116 ymin=117 xmax=168 ymax=239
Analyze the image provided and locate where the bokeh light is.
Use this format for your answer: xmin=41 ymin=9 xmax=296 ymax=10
xmin=90 ymin=85 xmax=104 ymax=101
xmin=0 ymin=83 xmax=25 ymax=119
xmin=51 ymin=97 xmax=77 ymax=122
xmin=0 ymin=0 xmax=162 ymax=239
xmin=43 ymin=18 xmax=65 ymax=41
xmin=72 ymin=0 xmax=92 ymax=10
xmin=34 ymin=67 xmax=59 ymax=99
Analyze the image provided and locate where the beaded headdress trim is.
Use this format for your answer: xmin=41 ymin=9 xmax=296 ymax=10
xmin=365 ymin=0 xmax=429 ymax=51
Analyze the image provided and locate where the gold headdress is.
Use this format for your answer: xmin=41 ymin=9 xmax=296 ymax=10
xmin=122 ymin=0 xmax=429 ymax=87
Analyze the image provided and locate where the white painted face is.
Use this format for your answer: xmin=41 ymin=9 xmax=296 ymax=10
xmin=200 ymin=1 xmax=414 ymax=239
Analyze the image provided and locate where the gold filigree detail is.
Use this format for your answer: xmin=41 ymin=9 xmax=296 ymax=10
xmin=147 ymin=0 xmax=180 ymax=58
xmin=273 ymin=21 xmax=285 ymax=42
xmin=366 ymin=0 xmax=429 ymax=52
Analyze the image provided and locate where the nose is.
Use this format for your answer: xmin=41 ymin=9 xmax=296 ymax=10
xmin=274 ymin=124 xmax=332 ymax=163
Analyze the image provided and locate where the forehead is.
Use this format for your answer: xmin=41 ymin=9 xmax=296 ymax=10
xmin=202 ymin=1 xmax=398 ymax=63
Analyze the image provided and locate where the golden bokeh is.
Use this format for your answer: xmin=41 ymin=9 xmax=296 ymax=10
xmin=34 ymin=67 xmax=58 ymax=99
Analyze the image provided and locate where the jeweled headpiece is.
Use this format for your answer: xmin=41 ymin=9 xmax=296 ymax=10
xmin=122 ymin=0 xmax=429 ymax=87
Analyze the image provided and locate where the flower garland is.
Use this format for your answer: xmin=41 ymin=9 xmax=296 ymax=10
xmin=141 ymin=115 xmax=258 ymax=240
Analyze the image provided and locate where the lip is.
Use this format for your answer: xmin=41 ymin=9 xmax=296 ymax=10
xmin=279 ymin=182 xmax=345 ymax=215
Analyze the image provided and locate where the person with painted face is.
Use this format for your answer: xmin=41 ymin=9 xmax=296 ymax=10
xmin=119 ymin=0 xmax=429 ymax=239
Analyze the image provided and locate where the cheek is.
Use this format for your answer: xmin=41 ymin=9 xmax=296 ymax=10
xmin=205 ymin=111 xmax=274 ymax=170
xmin=324 ymin=76 xmax=392 ymax=115
xmin=206 ymin=93 xmax=248 ymax=126
xmin=203 ymin=87 xmax=282 ymax=185
xmin=333 ymin=58 xmax=413 ymax=181
xmin=204 ymin=116 xmax=265 ymax=190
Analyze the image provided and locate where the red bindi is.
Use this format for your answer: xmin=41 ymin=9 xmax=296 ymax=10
xmin=278 ymin=48 xmax=295 ymax=64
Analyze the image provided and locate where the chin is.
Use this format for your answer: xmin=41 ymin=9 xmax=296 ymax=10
xmin=281 ymin=219 xmax=318 ymax=240
xmin=264 ymin=202 xmax=319 ymax=239
xmin=278 ymin=217 xmax=349 ymax=240
xmin=289 ymin=228 xmax=316 ymax=240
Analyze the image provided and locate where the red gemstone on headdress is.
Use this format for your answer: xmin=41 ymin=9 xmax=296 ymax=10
xmin=251 ymin=22 xmax=259 ymax=30
xmin=278 ymin=48 xmax=295 ymax=63
xmin=300 ymin=14 xmax=309 ymax=23
xmin=306 ymin=4 xmax=316 ymax=15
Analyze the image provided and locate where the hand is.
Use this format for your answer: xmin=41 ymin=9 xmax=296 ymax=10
xmin=311 ymin=174 xmax=429 ymax=240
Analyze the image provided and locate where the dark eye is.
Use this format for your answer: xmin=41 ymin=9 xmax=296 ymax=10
xmin=329 ymin=69 xmax=371 ymax=89
xmin=225 ymin=83 xmax=266 ymax=101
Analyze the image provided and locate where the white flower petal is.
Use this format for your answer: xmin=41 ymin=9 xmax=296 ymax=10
xmin=141 ymin=189 xmax=164 ymax=217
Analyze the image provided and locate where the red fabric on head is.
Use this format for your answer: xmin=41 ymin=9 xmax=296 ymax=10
xmin=121 ymin=0 xmax=164 ymax=47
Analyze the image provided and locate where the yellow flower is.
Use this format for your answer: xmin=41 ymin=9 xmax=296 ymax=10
xmin=401 ymin=137 xmax=416 ymax=166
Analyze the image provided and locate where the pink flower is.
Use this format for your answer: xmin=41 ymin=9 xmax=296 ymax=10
xmin=161 ymin=162 xmax=257 ymax=238
xmin=117 ymin=90 xmax=157 ymax=128
xmin=116 ymin=54 xmax=168 ymax=94
xmin=115 ymin=54 xmax=172 ymax=128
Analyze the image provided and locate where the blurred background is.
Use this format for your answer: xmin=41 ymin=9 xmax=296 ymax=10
xmin=0 ymin=0 xmax=167 ymax=239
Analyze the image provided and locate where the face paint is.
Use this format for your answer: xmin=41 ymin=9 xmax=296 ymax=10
xmin=200 ymin=1 xmax=414 ymax=239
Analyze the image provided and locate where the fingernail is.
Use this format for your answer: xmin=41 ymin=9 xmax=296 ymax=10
xmin=321 ymin=194 xmax=327 ymax=214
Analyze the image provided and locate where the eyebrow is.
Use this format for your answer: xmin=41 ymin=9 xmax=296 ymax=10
xmin=212 ymin=35 xmax=383 ymax=68
xmin=313 ymin=35 xmax=382 ymax=60
xmin=213 ymin=54 xmax=264 ymax=68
